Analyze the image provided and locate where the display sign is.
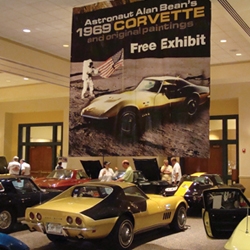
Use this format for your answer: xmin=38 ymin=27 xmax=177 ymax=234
xmin=69 ymin=0 xmax=211 ymax=158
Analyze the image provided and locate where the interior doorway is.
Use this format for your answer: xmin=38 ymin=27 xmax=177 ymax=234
xmin=183 ymin=115 xmax=238 ymax=183
xmin=18 ymin=122 xmax=63 ymax=178
xmin=29 ymin=146 xmax=53 ymax=178
xmin=183 ymin=144 xmax=223 ymax=176
xmin=207 ymin=144 xmax=223 ymax=175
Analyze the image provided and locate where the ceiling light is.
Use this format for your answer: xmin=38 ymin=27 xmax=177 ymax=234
xmin=23 ymin=77 xmax=29 ymax=80
xmin=23 ymin=29 xmax=31 ymax=33
xmin=220 ymin=39 xmax=227 ymax=43
xmin=63 ymin=44 xmax=69 ymax=47
xmin=236 ymin=53 xmax=242 ymax=56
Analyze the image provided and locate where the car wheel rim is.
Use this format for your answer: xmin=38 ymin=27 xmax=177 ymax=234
xmin=187 ymin=99 xmax=197 ymax=116
xmin=177 ymin=207 xmax=187 ymax=228
xmin=118 ymin=220 xmax=133 ymax=248
xmin=120 ymin=112 xmax=136 ymax=135
xmin=0 ymin=211 xmax=11 ymax=229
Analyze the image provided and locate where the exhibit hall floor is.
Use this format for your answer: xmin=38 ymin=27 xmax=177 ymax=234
xmin=10 ymin=215 xmax=227 ymax=250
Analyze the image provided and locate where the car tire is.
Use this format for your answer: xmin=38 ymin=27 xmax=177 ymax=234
xmin=169 ymin=204 xmax=187 ymax=232
xmin=106 ymin=216 xmax=134 ymax=250
xmin=0 ymin=208 xmax=16 ymax=233
xmin=117 ymin=108 xmax=138 ymax=143
xmin=185 ymin=96 xmax=199 ymax=116
xmin=47 ymin=234 xmax=68 ymax=243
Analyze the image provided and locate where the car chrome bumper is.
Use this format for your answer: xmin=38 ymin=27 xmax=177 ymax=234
xmin=22 ymin=221 xmax=45 ymax=234
xmin=82 ymin=114 xmax=108 ymax=120
xmin=22 ymin=221 xmax=96 ymax=238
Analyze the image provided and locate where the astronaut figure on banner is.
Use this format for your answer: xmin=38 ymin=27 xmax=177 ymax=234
xmin=81 ymin=59 xmax=99 ymax=99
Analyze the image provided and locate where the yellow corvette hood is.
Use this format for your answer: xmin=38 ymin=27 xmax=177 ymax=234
xmin=34 ymin=197 xmax=102 ymax=213
xmin=224 ymin=216 xmax=250 ymax=250
xmin=82 ymin=92 xmax=135 ymax=115
xmin=174 ymin=181 xmax=193 ymax=196
xmin=81 ymin=90 xmax=157 ymax=117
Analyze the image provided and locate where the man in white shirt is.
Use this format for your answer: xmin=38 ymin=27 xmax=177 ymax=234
xmin=20 ymin=159 xmax=31 ymax=176
xmin=8 ymin=156 xmax=21 ymax=175
xmin=171 ymin=157 xmax=182 ymax=185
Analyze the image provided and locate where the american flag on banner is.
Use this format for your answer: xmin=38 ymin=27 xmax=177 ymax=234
xmin=97 ymin=49 xmax=124 ymax=78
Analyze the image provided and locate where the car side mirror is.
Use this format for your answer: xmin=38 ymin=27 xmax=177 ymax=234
xmin=193 ymin=181 xmax=200 ymax=187
xmin=163 ymin=87 xmax=168 ymax=93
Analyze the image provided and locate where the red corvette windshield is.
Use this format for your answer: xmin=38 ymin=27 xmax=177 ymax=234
xmin=47 ymin=169 xmax=73 ymax=179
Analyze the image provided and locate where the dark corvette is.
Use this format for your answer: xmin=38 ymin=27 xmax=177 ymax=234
xmin=133 ymin=158 xmax=171 ymax=194
xmin=80 ymin=159 xmax=171 ymax=194
xmin=115 ymin=170 xmax=169 ymax=194
xmin=81 ymin=76 xmax=210 ymax=140
xmin=164 ymin=172 xmax=245 ymax=209
xmin=202 ymin=188 xmax=250 ymax=250
xmin=0 ymin=174 xmax=61 ymax=233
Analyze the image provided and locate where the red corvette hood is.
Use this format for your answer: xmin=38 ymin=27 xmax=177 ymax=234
xmin=35 ymin=178 xmax=63 ymax=188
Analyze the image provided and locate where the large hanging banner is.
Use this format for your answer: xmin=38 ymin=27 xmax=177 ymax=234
xmin=69 ymin=0 xmax=211 ymax=157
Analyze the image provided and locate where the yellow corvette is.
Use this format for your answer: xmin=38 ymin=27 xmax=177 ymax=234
xmin=81 ymin=76 xmax=210 ymax=141
xmin=23 ymin=182 xmax=188 ymax=249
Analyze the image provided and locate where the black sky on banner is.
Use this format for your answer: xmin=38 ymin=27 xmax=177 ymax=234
xmin=71 ymin=0 xmax=211 ymax=62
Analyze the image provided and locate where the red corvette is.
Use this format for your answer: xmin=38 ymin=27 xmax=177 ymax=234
xmin=34 ymin=169 xmax=90 ymax=190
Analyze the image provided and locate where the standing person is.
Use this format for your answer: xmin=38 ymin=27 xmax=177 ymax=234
xmin=171 ymin=157 xmax=182 ymax=185
xmin=116 ymin=160 xmax=133 ymax=183
xmin=98 ymin=161 xmax=118 ymax=182
xmin=55 ymin=161 xmax=63 ymax=170
xmin=7 ymin=156 xmax=21 ymax=175
xmin=160 ymin=159 xmax=172 ymax=184
xmin=20 ymin=159 xmax=31 ymax=176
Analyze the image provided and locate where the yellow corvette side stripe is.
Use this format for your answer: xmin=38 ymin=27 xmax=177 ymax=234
xmin=175 ymin=181 xmax=193 ymax=196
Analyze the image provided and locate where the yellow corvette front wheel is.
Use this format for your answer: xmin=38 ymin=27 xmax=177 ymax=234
xmin=170 ymin=204 xmax=187 ymax=232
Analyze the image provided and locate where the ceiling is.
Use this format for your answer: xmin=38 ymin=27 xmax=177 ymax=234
xmin=0 ymin=0 xmax=250 ymax=88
